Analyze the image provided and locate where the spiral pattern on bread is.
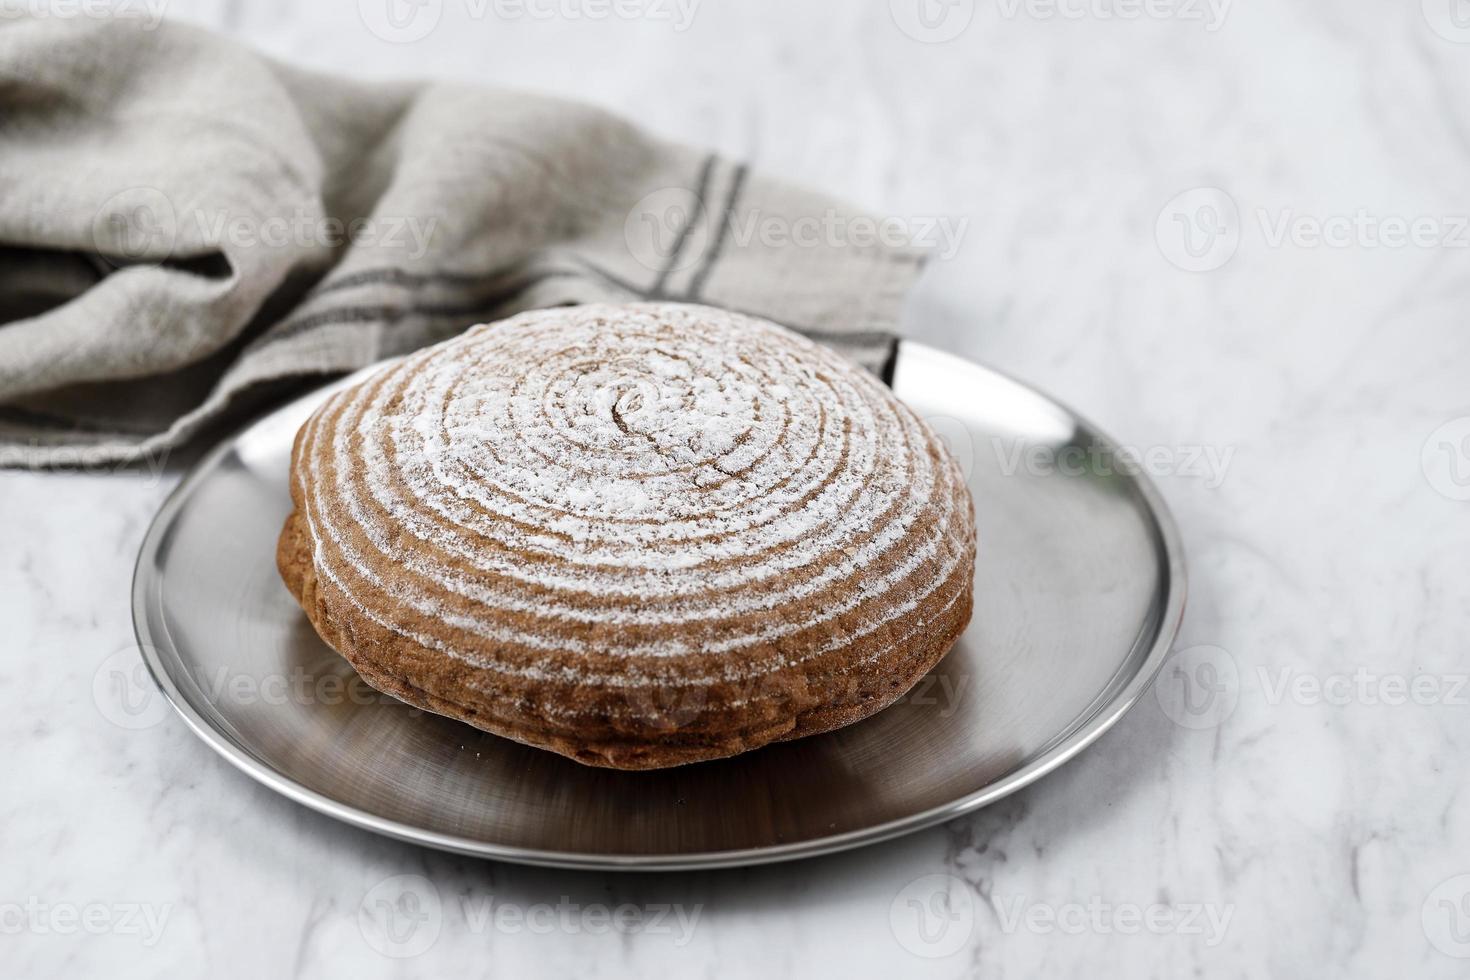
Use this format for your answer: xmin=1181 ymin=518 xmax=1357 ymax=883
xmin=277 ymin=302 xmax=975 ymax=768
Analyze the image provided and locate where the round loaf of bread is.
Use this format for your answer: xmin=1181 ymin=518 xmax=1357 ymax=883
xmin=277 ymin=302 xmax=975 ymax=769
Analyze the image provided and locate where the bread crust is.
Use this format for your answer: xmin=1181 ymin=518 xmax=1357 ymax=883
xmin=277 ymin=303 xmax=976 ymax=769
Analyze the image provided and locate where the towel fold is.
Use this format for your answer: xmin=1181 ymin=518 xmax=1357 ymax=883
xmin=0 ymin=15 xmax=924 ymax=468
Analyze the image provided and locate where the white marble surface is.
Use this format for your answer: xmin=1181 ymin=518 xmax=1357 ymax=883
xmin=6 ymin=1 xmax=1470 ymax=976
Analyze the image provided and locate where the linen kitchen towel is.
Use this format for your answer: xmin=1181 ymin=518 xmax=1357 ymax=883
xmin=0 ymin=14 xmax=925 ymax=467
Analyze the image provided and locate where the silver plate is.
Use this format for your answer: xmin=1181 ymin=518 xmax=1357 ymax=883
xmin=133 ymin=341 xmax=1185 ymax=870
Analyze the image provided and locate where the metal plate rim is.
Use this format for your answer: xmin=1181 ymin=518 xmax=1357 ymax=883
xmin=132 ymin=340 xmax=1187 ymax=871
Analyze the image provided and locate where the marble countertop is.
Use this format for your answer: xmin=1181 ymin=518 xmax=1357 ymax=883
xmin=6 ymin=1 xmax=1470 ymax=976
